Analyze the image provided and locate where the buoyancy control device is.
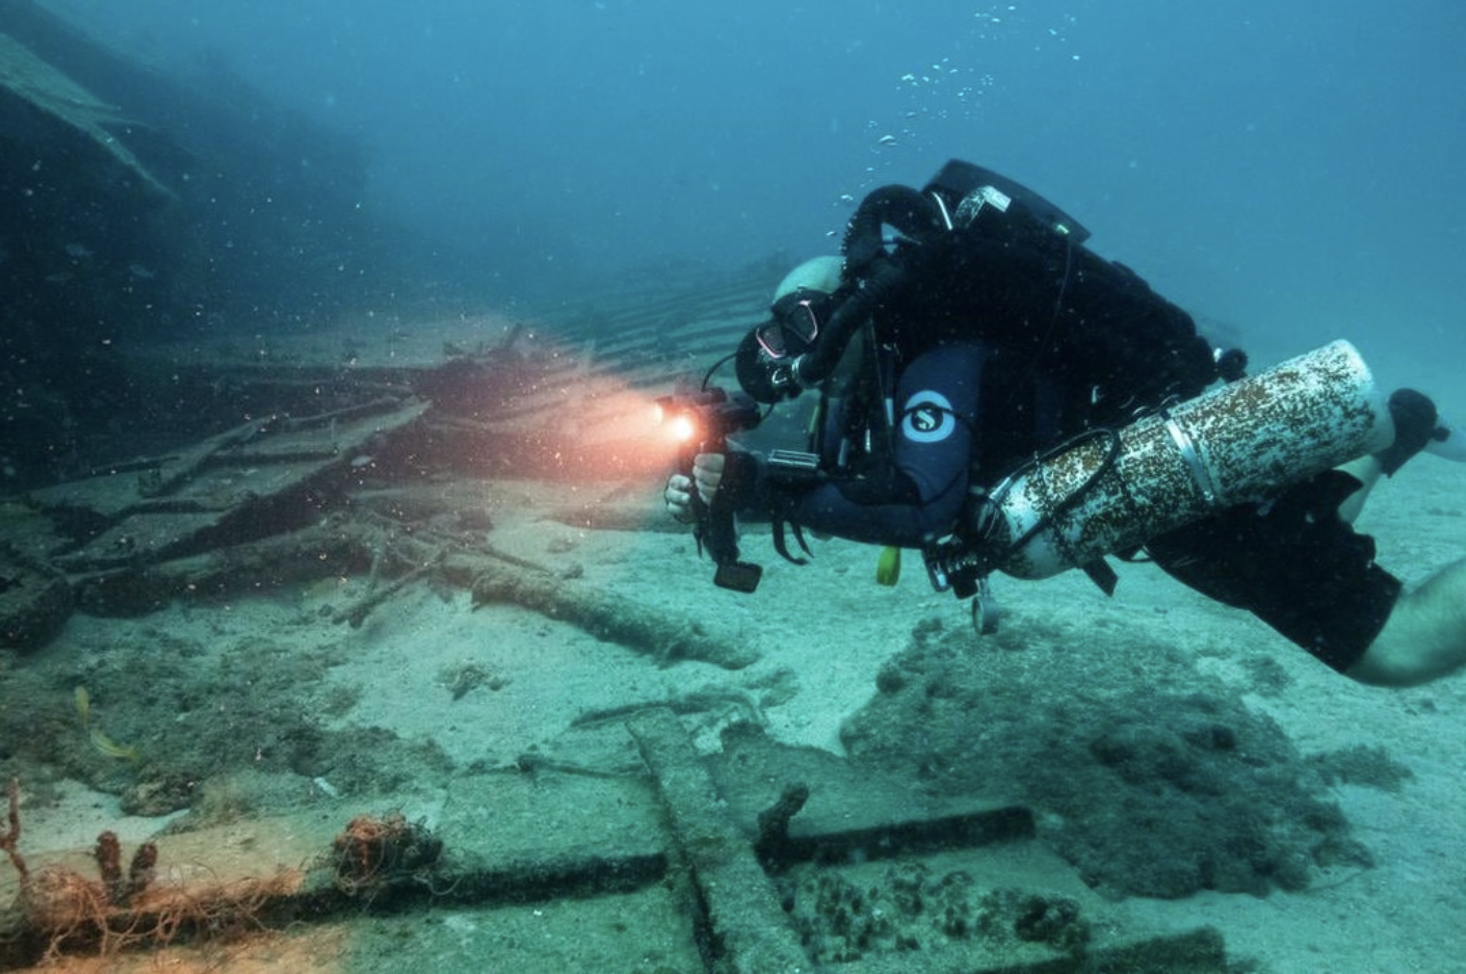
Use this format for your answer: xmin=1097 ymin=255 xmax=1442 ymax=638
xmin=762 ymin=161 xmax=1220 ymax=421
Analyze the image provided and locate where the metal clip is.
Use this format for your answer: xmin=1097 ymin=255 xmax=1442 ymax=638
xmin=971 ymin=576 xmax=1001 ymax=636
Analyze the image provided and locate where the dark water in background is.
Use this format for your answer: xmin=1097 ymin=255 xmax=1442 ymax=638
xmin=43 ymin=0 xmax=1466 ymax=377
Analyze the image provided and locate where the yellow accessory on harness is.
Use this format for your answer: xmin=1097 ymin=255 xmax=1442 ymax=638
xmin=876 ymin=546 xmax=901 ymax=586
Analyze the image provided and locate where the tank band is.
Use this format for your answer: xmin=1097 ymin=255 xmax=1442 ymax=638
xmin=1164 ymin=412 xmax=1219 ymax=508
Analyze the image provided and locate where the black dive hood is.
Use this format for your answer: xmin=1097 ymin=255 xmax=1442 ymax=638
xmin=788 ymin=184 xmax=946 ymax=391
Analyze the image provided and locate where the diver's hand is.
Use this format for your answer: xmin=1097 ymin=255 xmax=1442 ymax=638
xmin=663 ymin=454 xmax=726 ymax=523
xmin=692 ymin=452 xmax=725 ymax=503
xmin=664 ymin=473 xmax=695 ymax=523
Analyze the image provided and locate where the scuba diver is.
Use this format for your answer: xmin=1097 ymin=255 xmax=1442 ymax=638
xmin=663 ymin=160 xmax=1466 ymax=687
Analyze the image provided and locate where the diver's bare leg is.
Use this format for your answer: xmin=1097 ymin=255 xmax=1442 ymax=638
xmin=1349 ymin=559 xmax=1466 ymax=686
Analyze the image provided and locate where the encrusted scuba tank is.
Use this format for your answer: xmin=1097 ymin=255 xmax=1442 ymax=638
xmin=925 ymin=340 xmax=1392 ymax=589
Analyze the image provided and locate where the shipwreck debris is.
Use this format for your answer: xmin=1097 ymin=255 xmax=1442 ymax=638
xmin=470 ymin=560 xmax=761 ymax=669
xmin=755 ymin=781 xmax=811 ymax=870
xmin=627 ymin=707 xmax=810 ymax=974
xmin=0 ymin=542 xmax=72 ymax=653
xmin=0 ymin=778 xmax=302 ymax=966
xmin=329 ymin=813 xmax=443 ymax=897
xmin=1 ymin=779 xmax=26 ymax=883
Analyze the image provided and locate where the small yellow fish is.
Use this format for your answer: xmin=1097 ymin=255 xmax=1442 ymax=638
xmin=75 ymin=686 xmax=139 ymax=762
xmin=89 ymin=727 xmax=140 ymax=763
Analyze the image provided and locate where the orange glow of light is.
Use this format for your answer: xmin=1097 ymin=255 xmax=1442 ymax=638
xmin=667 ymin=413 xmax=698 ymax=445
xmin=437 ymin=326 xmax=705 ymax=486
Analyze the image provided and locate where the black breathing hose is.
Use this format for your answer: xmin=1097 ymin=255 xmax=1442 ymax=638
xmin=842 ymin=184 xmax=944 ymax=268
xmin=792 ymin=260 xmax=905 ymax=387
xmin=791 ymin=185 xmax=946 ymax=389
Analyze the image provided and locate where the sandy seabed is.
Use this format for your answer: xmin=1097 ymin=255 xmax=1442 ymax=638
xmin=3 ymin=360 xmax=1465 ymax=973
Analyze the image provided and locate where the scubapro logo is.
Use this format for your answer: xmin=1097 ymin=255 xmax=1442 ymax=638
xmin=901 ymin=391 xmax=955 ymax=443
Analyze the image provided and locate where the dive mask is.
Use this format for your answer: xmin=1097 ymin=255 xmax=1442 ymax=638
xmin=756 ymin=288 xmax=834 ymax=360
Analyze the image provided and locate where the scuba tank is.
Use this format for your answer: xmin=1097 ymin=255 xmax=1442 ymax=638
xmin=926 ymin=340 xmax=1392 ymax=591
